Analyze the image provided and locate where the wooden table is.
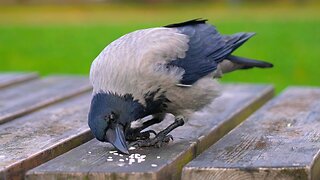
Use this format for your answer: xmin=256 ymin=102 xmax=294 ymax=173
xmin=0 ymin=72 xmax=319 ymax=180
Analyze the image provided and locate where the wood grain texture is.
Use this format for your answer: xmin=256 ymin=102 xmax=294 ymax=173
xmin=26 ymin=84 xmax=274 ymax=180
xmin=0 ymin=75 xmax=91 ymax=124
xmin=182 ymin=87 xmax=320 ymax=180
xmin=0 ymin=72 xmax=38 ymax=89
xmin=0 ymin=93 xmax=93 ymax=180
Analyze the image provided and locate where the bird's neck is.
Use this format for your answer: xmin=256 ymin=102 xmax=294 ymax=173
xmin=110 ymin=92 xmax=147 ymax=120
xmin=130 ymin=98 xmax=147 ymax=120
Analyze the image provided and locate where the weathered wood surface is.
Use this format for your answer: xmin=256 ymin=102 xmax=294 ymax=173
xmin=0 ymin=72 xmax=38 ymax=88
xmin=0 ymin=76 xmax=91 ymax=124
xmin=26 ymin=84 xmax=274 ymax=180
xmin=182 ymin=87 xmax=320 ymax=180
xmin=0 ymin=93 xmax=93 ymax=180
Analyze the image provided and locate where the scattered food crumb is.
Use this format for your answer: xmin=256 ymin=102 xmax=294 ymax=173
xmin=156 ymin=156 xmax=160 ymax=159
xmin=107 ymin=149 xmax=150 ymax=165
xmin=151 ymin=164 xmax=158 ymax=167
xmin=129 ymin=159 xmax=135 ymax=164
xmin=134 ymin=154 xmax=141 ymax=158
xmin=117 ymin=163 xmax=125 ymax=167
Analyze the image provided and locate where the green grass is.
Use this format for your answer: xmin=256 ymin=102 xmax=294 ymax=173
xmin=0 ymin=3 xmax=319 ymax=92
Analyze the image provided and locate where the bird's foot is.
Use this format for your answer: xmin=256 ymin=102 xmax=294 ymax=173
xmin=126 ymin=129 xmax=156 ymax=142
xmin=130 ymin=117 xmax=185 ymax=148
xmin=130 ymin=131 xmax=173 ymax=148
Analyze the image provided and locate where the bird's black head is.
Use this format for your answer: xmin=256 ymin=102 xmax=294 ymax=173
xmin=88 ymin=92 xmax=145 ymax=154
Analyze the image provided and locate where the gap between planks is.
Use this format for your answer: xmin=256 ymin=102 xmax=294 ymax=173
xmin=0 ymin=75 xmax=92 ymax=124
xmin=0 ymin=72 xmax=38 ymax=89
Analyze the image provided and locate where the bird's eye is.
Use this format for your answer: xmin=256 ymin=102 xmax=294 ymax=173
xmin=107 ymin=112 xmax=116 ymax=123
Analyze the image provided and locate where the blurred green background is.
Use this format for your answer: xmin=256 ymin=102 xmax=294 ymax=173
xmin=0 ymin=1 xmax=319 ymax=93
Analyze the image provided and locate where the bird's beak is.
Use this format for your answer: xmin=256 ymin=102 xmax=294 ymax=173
xmin=105 ymin=124 xmax=129 ymax=154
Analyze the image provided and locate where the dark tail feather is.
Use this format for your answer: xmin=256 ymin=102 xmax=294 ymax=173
xmin=227 ymin=32 xmax=256 ymax=51
xmin=227 ymin=55 xmax=273 ymax=69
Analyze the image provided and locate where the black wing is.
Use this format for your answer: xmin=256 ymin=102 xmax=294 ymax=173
xmin=165 ymin=19 xmax=255 ymax=85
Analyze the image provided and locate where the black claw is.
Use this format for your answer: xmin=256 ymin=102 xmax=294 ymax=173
xmin=126 ymin=129 xmax=157 ymax=141
xmin=155 ymin=142 xmax=162 ymax=148
xmin=129 ymin=133 xmax=173 ymax=148
xmin=130 ymin=140 xmax=144 ymax=147
xmin=128 ymin=116 xmax=185 ymax=148
xmin=147 ymin=130 xmax=157 ymax=136
xmin=163 ymin=135 xmax=173 ymax=143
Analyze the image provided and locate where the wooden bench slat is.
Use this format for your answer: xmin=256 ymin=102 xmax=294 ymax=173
xmin=182 ymin=87 xmax=320 ymax=180
xmin=0 ymin=76 xmax=91 ymax=124
xmin=0 ymin=93 xmax=93 ymax=180
xmin=26 ymin=84 xmax=274 ymax=180
xmin=0 ymin=72 xmax=38 ymax=89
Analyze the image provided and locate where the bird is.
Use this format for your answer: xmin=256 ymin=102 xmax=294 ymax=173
xmin=88 ymin=19 xmax=273 ymax=154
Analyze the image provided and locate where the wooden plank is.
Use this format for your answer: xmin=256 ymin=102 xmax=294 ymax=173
xmin=26 ymin=84 xmax=274 ymax=180
xmin=0 ymin=75 xmax=91 ymax=124
xmin=0 ymin=93 xmax=93 ymax=180
xmin=182 ymin=87 xmax=320 ymax=180
xmin=0 ymin=72 xmax=38 ymax=89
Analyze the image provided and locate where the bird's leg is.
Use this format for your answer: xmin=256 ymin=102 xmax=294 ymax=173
xmin=126 ymin=114 xmax=165 ymax=141
xmin=131 ymin=116 xmax=185 ymax=148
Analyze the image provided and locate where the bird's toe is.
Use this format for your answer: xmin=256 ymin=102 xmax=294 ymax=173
xmin=155 ymin=134 xmax=173 ymax=148
xmin=129 ymin=133 xmax=173 ymax=148
xmin=126 ymin=129 xmax=157 ymax=142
